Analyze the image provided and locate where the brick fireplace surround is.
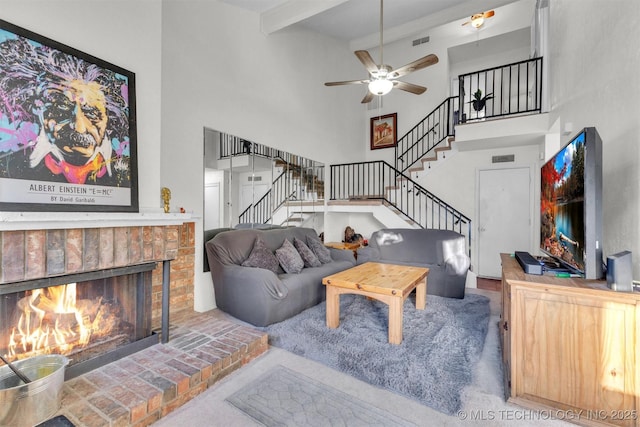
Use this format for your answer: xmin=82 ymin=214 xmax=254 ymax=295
xmin=0 ymin=221 xmax=268 ymax=426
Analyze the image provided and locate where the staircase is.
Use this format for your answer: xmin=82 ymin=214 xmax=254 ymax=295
xmin=238 ymin=154 xmax=324 ymax=226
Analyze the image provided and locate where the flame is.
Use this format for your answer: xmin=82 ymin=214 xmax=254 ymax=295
xmin=6 ymin=283 xmax=102 ymax=361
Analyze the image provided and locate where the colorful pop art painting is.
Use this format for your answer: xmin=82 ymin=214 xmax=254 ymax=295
xmin=0 ymin=19 xmax=138 ymax=212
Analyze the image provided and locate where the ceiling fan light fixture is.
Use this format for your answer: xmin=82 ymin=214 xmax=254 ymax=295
xmin=471 ymin=16 xmax=485 ymax=28
xmin=368 ymin=78 xmax=393 ymax=96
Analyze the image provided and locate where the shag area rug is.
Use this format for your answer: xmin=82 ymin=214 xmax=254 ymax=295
xmin=226 ymin=365 xmax=413 ymax=426
xmin=264 ymin=293 xmax=490 ymax=415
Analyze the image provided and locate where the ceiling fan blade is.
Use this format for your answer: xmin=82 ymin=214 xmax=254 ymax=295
xmin=389 ymin=54 xmax=438 ymax=78
xmin=394 ymin=81 xmax=427 ymax=95
xmin=483 ymin=10 xmax=495 ymax=18
xmin=361 ymin=91 xmax=375 ymax=104
xmin=354 ymin=50 xmax=379 ymax=74
xmin=324 ymin=79 xmax=369 ymax=86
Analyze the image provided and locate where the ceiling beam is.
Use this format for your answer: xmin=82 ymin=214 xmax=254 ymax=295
xmin=349 ymin=0 xmax=521 ymax=51
xmin=261 ymin=0 xmax=349 ymax=35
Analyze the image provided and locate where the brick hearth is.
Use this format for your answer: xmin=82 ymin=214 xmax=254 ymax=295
xmin=56 ymin=310 xmax=268 ymax=426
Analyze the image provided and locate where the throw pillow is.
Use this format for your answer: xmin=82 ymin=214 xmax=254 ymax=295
xmin=293 ymin=237 xmax=321 ymax=268
xmin=307 ymin=236 xmax=332 ymax=264
xmin=241 ymin=237 xmax=279 ymax=274
xmin=275 ymin=239 xmax=304 ymax=274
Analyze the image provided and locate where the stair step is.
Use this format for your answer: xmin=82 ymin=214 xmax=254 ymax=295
xmin=328 ymin=199 xmax=383 ymax=206
xmin=283 ymin=200 xmax=324 ymax=207
xmin=285 ymin=210 xmax=320 ymax=214
xmin=349 ymin=195 xmax=384 ymax=200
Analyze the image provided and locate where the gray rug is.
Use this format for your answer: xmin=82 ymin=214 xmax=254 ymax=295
xmin=226 ymin=365 xmax=414 ymax=426
xmin=263 ymin=293 xmax=490 ymax=415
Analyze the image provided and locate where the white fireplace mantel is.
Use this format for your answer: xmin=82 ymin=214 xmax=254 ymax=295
xmin=0 ymin=209 xmax=194 ymax=231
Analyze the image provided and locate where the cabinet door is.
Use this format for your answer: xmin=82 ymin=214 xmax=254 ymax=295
xmin=513 ymin=289 xmax=636 ymax=426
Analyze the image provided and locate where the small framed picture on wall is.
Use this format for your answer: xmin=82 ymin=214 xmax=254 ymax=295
xmin=370 ymin=113 xmax=397 ymax=150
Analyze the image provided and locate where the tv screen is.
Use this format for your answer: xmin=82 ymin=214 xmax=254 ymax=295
xmin=540 ymin=127 xmax=603 ymax=279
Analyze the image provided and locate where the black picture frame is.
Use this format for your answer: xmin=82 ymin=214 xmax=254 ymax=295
xmin=0 ymin=19 xmax=139 ymax=212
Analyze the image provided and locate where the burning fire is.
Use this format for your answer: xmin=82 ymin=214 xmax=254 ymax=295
xmin=6 ymin=283 xmax=115 ymax=361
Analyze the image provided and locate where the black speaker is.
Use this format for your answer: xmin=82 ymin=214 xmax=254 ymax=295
xmin=606 ymin=251 xmax=633 ymax=292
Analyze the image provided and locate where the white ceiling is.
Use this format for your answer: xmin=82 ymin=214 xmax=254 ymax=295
xmin=221 ymin=0 xmax=524 ymax=49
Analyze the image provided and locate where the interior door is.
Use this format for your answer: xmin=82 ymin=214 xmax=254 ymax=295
xmin=204 ymin=183 xmax=220 ymax=230
xmin=478 ymin=167 xmax=531 ymax=278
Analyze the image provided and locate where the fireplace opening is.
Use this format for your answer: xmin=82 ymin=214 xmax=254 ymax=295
xmin=0 ymin=263 xmax=158 ymax=379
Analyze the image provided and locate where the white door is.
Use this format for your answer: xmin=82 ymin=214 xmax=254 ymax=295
xmin=204 ymin=183 xmax=220 ymax=230
xmin=478 ymin=167 xmax=531 ymax=278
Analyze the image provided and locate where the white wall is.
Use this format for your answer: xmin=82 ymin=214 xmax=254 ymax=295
xmin=549 ymin=1 xmax=640 ymax=278
xmin=1 ymin=0 xmax=163 ymax=212
xmin=160 ymin=0 xmax=365 ymax=311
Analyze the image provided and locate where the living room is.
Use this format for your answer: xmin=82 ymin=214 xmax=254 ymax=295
xmin=1 ymin=0 xmax=639 ymax=425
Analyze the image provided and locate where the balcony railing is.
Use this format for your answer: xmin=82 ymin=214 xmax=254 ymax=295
xmin=330 ymin=160 xmax=471 ymax=256
xmin=218 ymin=134 xmax=286 ymax=160
xmin=458 ymin=57 xmax=543 ymax=123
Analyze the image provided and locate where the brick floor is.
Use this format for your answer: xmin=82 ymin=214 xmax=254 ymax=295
xmin=55 ymin=310 xmax=268 ymax=427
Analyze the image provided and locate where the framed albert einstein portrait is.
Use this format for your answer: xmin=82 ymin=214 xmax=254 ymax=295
xmin=0 ymin=19 xmax=139 ymax=212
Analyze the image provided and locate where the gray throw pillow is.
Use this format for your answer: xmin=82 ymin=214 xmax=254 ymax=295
xmin=293 ymin=237 xmax=321 ymax=268
xmin=241 ymin=237 xmax=279 ymax=274
xmin=306 ymin=236 xmax=332 ymax=264
xmin=275 ymin=239 xmax=304 ymax=274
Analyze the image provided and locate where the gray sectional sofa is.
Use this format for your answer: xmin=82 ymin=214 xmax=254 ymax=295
xmin=205 ymin=227 xmax=355 ymax=326
xmin=356 ymin=228 xmax=470 ymax=299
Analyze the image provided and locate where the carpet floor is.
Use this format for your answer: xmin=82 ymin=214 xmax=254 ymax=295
xmin=153 ymin=289 xmax=573 ymax=426
xmin=263 ymin=292 xmax=490 ymax=415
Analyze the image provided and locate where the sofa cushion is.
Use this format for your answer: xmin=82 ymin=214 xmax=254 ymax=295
xmin=241 ymin=236 xmax=279 ymax=273
xmin=276 ymin=239 xmax=304 ymax=274
xmin=307 ymin=236 xmax=332 ymax=264
xmin=293 ymin=237 xmax=321 ymax=268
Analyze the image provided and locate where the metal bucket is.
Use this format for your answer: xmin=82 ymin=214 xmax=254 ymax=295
xmin=0 ymin=354 xmax=69 ymax=427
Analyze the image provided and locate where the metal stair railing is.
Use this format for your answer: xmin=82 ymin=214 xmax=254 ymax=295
xmin=395 ymin=96 xmax=457 ymax=174
xmin=330 ymin=160 xmax=472 ymax=256
xmin=238 ymin=170 xmax=290 ymax=225
xmin=458 ymin=57 xmax=543 ymax=123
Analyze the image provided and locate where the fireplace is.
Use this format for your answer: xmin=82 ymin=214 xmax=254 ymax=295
xmin=0 ymin=221 xmax=194 ymax=380
xmin=0 ymin=263 xmax=158 ymax=379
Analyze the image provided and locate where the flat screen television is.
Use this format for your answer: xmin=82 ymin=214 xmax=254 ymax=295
xmin=540 ymin=127 xmax=603 ymax=279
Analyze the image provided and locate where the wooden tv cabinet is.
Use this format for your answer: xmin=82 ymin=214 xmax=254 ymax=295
xmin=500 ymin=253 xmax=639 ymax=427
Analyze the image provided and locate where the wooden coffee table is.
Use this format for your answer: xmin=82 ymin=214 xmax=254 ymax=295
xmin=322 ymin=262 xmax=429 ymax=344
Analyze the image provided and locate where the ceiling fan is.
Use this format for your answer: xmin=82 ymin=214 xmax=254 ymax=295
xmin=324 ymin=0 xmax=438 ymax=104
xmin=462 ymin=10 xmax=495 ymax=29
